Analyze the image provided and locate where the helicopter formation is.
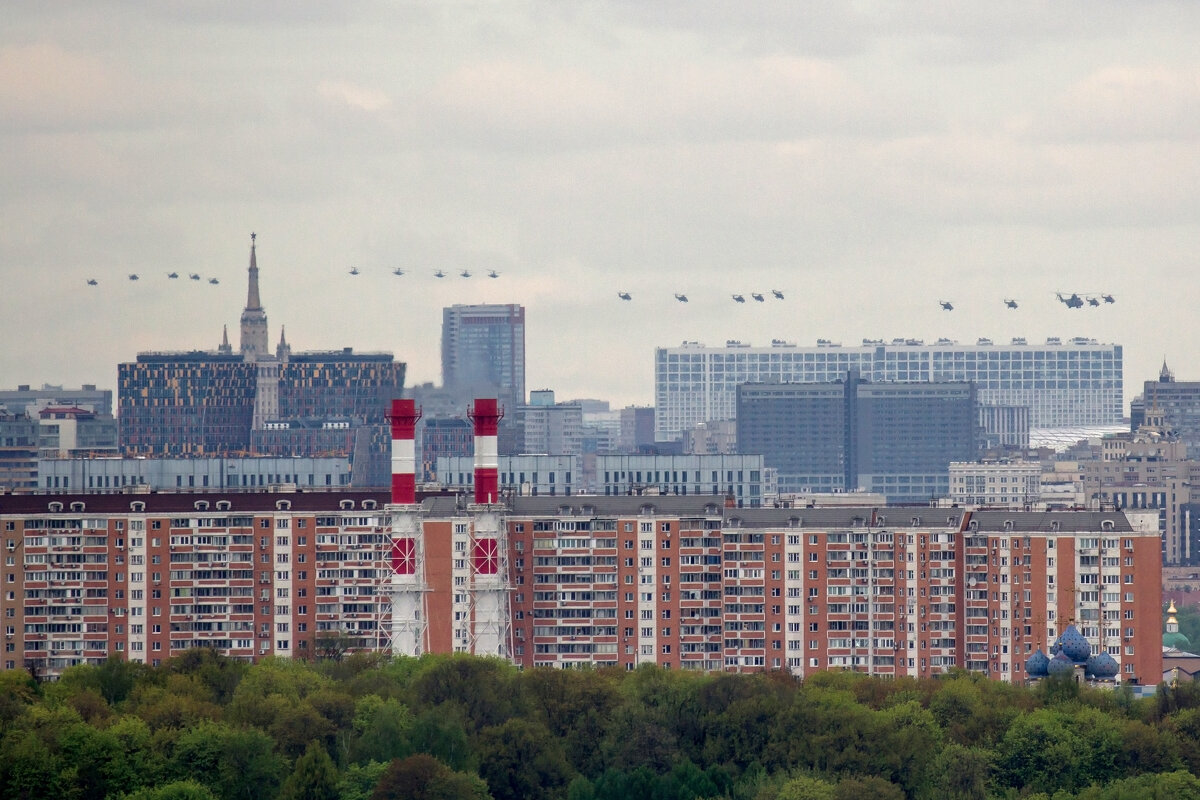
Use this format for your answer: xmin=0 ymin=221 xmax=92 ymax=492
xmin=351 ymin=268 xmax=502 ymax=279
xmin=86 ymin=271 xmax=221 ymax=287
xmin=618 ymin=289 xmax=785 ymax=303
xmin=1056 ymin=292 xmax=1115 ymax=309
xmin=934 ymin=294 xmax=1115 ymax=311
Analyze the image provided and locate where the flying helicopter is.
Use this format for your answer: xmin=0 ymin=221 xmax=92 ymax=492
xmin=618 ymin=292 xmax=632 ymax=301
xmin=208 ymin=278 xmax=220 ymax=285
xmin=939 ymin=300 xmax=953 ymax=311
xmin=732 ymin=294 xmax=745 ymax=303
xmin=86 ymin=279 xmax=98 ymax=286
xmin=460 ymin=270 xmax=472 ymax=278
xmin=1004 ymin=299 xmax=1018 ymax=309
xmin=434 ymin=270 xmax=446 ymax=278
xmin=128 ymin=274 xmax=139 ymax=281
xmin=674 ymin=294 xmax=689 ymax=303
xmin=1056 ymin=292 xmax=1084 ymax=309
xmin=348 ymin=267 xmax=360 ymax=276
xmin=488 ymin=270 xmax=500 ymax=278
xmin=1102 ymin=294 xmax=1115 ymax=304
xmin=1087 ymin=296 xmax=1100 ymax=307
xmin=167 ymin=272 xmax=179 ymax=279
xmin=392 ymin=268 xmax=405 ymax=277
xmin=189 ymin=273 xmax=201 ymax=281
xmin=751 ymin=293 xmax=765 ymax=302
xmin=771 ymin=289 xmax=784 ymax=299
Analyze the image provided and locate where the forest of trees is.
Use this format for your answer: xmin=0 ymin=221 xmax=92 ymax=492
xmin=4 ymin=650 xmax=1200 ymax=800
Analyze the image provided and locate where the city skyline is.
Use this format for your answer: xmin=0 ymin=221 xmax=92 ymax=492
xmin=3 ymin=5 xmax=1200 ymax=407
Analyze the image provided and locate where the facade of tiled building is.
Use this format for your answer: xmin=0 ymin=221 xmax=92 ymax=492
xmin=0 ymin=492 xmax=1160 ymax=685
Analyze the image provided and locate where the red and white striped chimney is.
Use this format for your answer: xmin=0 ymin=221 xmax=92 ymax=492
xmin=387 ymin=398 xmax=422 ymax=504
xmin=468 ymin=398 xmax=503 ymax=504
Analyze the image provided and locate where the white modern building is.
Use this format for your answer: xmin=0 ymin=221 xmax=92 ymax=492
xmin=594 ymin=454 xmax=766 ymax=506
xmin=37 ymin=455 xmax=353 ymax=491
xmin=949 ymin=460 xmax=1042 ymax=507
xmin=655 ymin=337 xmax=1123 ymax=441
xmin=437 ymin=454 xmax=580 ymax=496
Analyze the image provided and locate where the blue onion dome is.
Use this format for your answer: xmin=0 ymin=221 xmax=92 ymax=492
xmin=1058 ymin=624 xmax=1092 ymax=663
xmin=1025 ymin=648 xmax=1050 ymax=677
xmin=1048 ymin=651 xmax=1076 ymax=675
xmin=1086 ymin=651 xmax=1120 ymax=679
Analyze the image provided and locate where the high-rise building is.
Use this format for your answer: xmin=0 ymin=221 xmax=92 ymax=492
xmin=1132 ymin=362 xmax=1200 ymax=455
xmin=618 ymin=406 xmax=656 ymax=452
xmin=117 ymin=236 xmax=404 ymax=481
xmin=737 ymin=374 xmax=977 ymax=502
xmin=0 ymin=384 xmax=112 ymax=417
xmin=118 ymin=352 xmax=258 ymax=455
xmin=441 ymin=304 xmax=525 ymax=409
xmin=656 ymin=337 xmax=1122 ymax=442
xmin=517 ymin=391 xmax=583 ymax=456
xmin=420 ymin=417 xmax=473 ymax=482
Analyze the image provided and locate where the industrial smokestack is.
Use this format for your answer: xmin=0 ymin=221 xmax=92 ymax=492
xmin=387 ymin=398 xmax=422 ymax=504
xmin=468 ymin=398 xmax=503 ymax=504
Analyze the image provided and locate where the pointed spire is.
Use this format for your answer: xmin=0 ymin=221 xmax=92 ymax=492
xmin=246 ymin=232 xmax=262 ymax=311
xmin=218 ymin=324 xmax=232 ymax=355
xmin=1160 ymin=358 xmax=1173 ymax=383
xmin=239 ymin=232 xmax=269 ymax=359
xmin=279 ymin=325 xmax=287 ymax=348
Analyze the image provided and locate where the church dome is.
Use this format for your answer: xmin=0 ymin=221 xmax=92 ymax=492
xmin=1086 ymin=651 xmax=1120 ymax=679
xmin=1164 ymin=631 xmax=1191 ymax=650
xmin=1164 ymin=601 xmax=1191 ymax=650
xmin=1047 ymin=651 xmax=1076 ymax=675
xmin=1025 ymin=648 xmax=1050 ymax=677
xmin=1056 ymin=624 xmax=1092 ymax=663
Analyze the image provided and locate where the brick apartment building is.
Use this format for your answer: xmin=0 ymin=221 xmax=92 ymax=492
xmin=0 ymin=490 xmax=1160 ymax=684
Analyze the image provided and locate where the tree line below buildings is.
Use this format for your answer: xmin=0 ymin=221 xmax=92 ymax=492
xmin=5 ymin=651 xmax=1200 ymax=800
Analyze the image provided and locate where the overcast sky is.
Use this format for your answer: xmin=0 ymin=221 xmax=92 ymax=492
xmin=3 ymin=2 xmax=1199 ymax=411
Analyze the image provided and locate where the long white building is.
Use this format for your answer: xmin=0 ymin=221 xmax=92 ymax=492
xmin=655 ymin=337 xmax=1123 ymax=441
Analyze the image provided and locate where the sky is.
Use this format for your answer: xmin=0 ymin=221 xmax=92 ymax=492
xmin=3 ymin=2 xmax=1200 ymax=410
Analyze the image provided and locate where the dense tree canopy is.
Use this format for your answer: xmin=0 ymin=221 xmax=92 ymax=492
xmin=1 ymin=652 xmax=1197 ymax=800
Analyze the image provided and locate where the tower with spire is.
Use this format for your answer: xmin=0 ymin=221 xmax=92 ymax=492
xmin=240 ymin=233 xmax=269 ymax=361
xmin=276 ymin=325 xmax=291 ymax=361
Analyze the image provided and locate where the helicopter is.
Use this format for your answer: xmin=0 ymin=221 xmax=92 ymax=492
xmin=434 ymin=270 xmax=446 ymax=278
xmin=488 ymin=270 xmax=500 ymax=279
xmin=189 ymin=273 xmax=201 ymax=280
xmin=348 ymin=267 xmax=360 ymax=276
xmin=771 ymin=289 xmax=784 ymax=300
xmin=939 ymin=300 xmax=953 ymax=311
xmin=1102 ymin=294 xmax=1115 ymax=304
xmin=732 ymin=294 xmax=745 ymax=303
xmin=128 ymin=274 xmax=139 ymax=281
xmin=618 ymin=292 xmax=632 ymax=301
xmin=1004 ymin=299 xmax=1018 ymax=309
xmin=1057 ymin=292 xmax=1084 ymax=309
xmin=167 ymin=272 xmax=179 ymax=279
xmin=674 ymin=294 xmax=689 ymax=303
xmin=86 ymin=279 xmax=98 ymax=286
xmin=460 ymin=270 xmax=472 ymax=278
xmin=208 ymin=278 xmax=220 ymax=285
xmin=751 ymin=293 xmax=765 ymax=302
xmin=392 ymin=268 xmax=405 ymax=277
xmin=1087 ymin=296 xmax=1100 ymax=307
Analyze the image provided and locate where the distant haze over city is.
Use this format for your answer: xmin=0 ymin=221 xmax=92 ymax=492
xmin=3 ymin=4 xmax=1199 ymax=408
